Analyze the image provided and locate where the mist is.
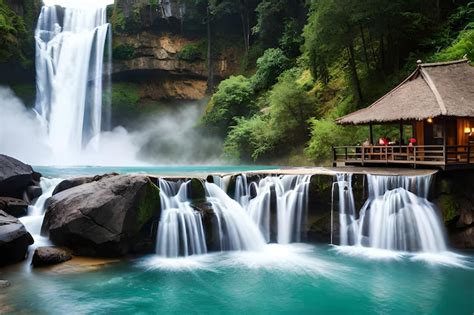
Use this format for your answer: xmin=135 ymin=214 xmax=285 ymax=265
xmin=0 ymin=86 xmax=223 ymax=166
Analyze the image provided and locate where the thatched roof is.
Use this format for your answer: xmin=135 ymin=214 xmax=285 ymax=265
xmin=337 ymin=59 xmax=474 ymax=125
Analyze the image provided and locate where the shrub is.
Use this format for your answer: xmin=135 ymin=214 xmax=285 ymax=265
xmin=202 ymin=75 xmax=255 ymax=134
xmin=252 ymin=48 xmax=290 ymax=91
xmin=113 ymin=44 xmax=135 ymax=60
xmin=177 ymin=43 xmax=205 ymax=62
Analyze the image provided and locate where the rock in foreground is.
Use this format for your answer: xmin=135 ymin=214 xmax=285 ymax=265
xmin=42 ymin=175 xmax=161 ymax=257
xmin=0 ymin=154 xmax=35 ymax=199
xmin=32 ymin=246 xmax=72 ymax=267
xmin=0 ymin=197 xmax=29 ymax=217
xmin=0 ymin=210 xmax=34 ymax=266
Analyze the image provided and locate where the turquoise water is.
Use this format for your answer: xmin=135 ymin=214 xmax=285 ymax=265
xmin=33 ymin=165 xmax=280 ymax=178
xmin=2 ymin=244 xmax=473 ymax=314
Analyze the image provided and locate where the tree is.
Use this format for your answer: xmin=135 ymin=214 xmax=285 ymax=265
xmin=252 ymin=48 xmax=290 ymax=91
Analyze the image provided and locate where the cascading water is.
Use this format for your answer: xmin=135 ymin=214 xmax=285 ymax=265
xmin=19 ymin=177 xmax=62 ymax=247
xmin=156 ymin=179 xmax=207 ymax=258
xmin=336 ymin=174 xmax=447 ymax=252
xmin=234 ymin=174 xmax=311 ymax=244
xmin=334 ymin=174 xmax=357 ymax=246
xmin=205 ymin=182 xmax=266 ymax=251
xmin=35 ymin=2 xmax=112 ymax=162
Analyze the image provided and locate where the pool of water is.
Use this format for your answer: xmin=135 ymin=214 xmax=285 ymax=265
xmin=33 ymin=165 xmax=280 ymax=178
xmin=2 ymin=244 xmax=473 ymax=314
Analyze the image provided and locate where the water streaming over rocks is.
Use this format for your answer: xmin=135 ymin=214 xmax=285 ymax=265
xmin=156 ymin=179 xmax=207 ymax=257
xmin=234 ymin=174 xmax=312 ymax=244
xmin=336 ymin=174 xmax=447 ymax=252
xmin=35 ymin=3 xmax=111 ymax=161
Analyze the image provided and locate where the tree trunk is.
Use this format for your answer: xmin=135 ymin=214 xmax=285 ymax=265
xmin=347 ymin=42 xmax=363 ymax=103
xmin=239 ymin=0 xmax=249 ymax=54
xmin=359 ymin=24 xmax=370 ymax=72
xmin=206 ymin=4 xmax=214 ymax=92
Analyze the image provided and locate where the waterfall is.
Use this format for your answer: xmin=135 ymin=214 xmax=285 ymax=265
xmin=336 ymin=174 xmax=447 ymax=253
xmin=19 ymin=177 xmax=62 ymax=247
xmin=234 ymin=174 xmax=311 ymax=244
xmin=156 ymin=179 xmax=207 ymax=258
xmin=335 ymin=174 xmax=357 ymax=246
xmin=34 ymin=3 xmax=112 ymax=162
xmin=205 ymin=182 xmax=266 ymax=251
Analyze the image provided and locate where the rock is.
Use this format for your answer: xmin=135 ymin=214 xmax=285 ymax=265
xmin=52 ymin=173 xmax=118 ymax=196
xmin=0 ymin=280 xmax=10 ymax=288
xmin=0 ymin=154 xmax=34 ymax=198
xmin=449 ymin=226 xmax=474 ymax=249
xmin=26 ymin=185 xmax=42 ymax=201
xmin=0 ymin=197 xmax=29 ymax=217
xmin=42 ymin=175 xmax=161 ymax=257
xmin=32 ymin=246 xmax=72 ymax=267
xmin=0 ymin=210 xmax=34 ymax=266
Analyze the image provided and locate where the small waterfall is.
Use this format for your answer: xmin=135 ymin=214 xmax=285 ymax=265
xmin=35 ymin=3 xmax=111 ymax=161
xmin=20 ymin=177 xmax=62 ymax=247
xmin=234 ymin=174 xmax=311 ymax=244
xmin=336 ymin=174 xmax=447 ymax=253
xmin=335 ymin=174 xmax=357 ymax=246
xmin=156 ymin=179 xmax=207 ymax=258
xmin=205 ymin=182 xmax=266 ymax=251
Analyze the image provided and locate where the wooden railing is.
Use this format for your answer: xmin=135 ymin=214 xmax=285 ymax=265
xmin=333 ymin=145 xmax=474 ymax=167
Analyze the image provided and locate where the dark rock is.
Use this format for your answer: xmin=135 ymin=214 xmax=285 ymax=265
xmin=0 ymin=197 xmax=29 ymax=217
xmin=0 ymin=280 xmax=10 ymax=288
xmin=0 ymin=154 xmax=34 ymax=199
xmin=449 ymin=226 xmax=474 ymax=249
xmin=42 ymin=175 xmax=161 ymax=257
xmin=0 ymin=210 xmax=34 ymax=266
xmin=26 ymin=185 xmax=43 ymax=201
xmin=32 ymin=246 xmax=72 ymax=267
xmin=52 ymin=173 xmax=119 ymax=196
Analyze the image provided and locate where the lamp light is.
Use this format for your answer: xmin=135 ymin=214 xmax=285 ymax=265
xmin=427 ymin=117 xmax=433 ymax=123
xmin=465 ymin=127 xmax=472 ymax=134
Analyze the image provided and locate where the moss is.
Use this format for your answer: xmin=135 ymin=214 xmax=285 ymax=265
xmin=113 ymin=43 xmax=135 ymax=60
xmin=437 ymin=194 xmax=459 ymax=223
xmin=177 ymin=42 xmax=206 ymax=62
xmin=11 ymin=83 xmax=36 ymax=107
xmin=136 ymin=180 xmax=161 ymax=230
xmin=189 ymin=178 xmax=206 ymax=204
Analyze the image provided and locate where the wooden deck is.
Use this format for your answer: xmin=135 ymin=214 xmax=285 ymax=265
xmin=333 ymin=145 xmax=474 ymax=169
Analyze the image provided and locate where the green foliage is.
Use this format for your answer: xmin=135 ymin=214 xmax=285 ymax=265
xmin=111 ymin=82 xmax=143 ymax=124
xmin=223 ymin=115 xmax=277 ymax=162
xmin=202 ymin=75 xmax=255 ymax=134
xmin=177 ymin=42 xmax=205 ymax=62
xmin=11 ymin=84 xmax=36 ymax=107
xmin=305 ymin=119 xmax=367 ymax=164
xmin=253 ymin=0 xmax=288 ymax=47
xmin=0 ymin=0 xmax=27 ymax=62
xmin=437 ymin=195 xmax=459 ymax=223
xmin=252 ymin=48 xmax=290 ymax=91
xmin=113 ymin=44 xmax=135 ymax=60
xmin=432 ymin=29 xmax=474 ymax=62
xmin=279 ymin=18 xmax=303 ymax=58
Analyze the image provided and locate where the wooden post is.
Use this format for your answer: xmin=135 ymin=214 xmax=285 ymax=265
xmin=443 ymin=118 xmax=447 ymax=165
xmin=369 ymin=124 xmax=374 ymax=145
xmin=468 ymin=145 xmax=471 ymax=164
xmin=399 ymin=122 xmax=404 ymax=144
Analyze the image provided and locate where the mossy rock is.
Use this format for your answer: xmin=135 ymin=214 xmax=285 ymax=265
xmin=189 ymin=178 xmax=206 ymax=204
xmin=436 ymin=194 xmax=459 ymax=223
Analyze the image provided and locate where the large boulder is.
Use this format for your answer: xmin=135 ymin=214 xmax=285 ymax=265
xmin=32 ymin=246 xmax=72 ymax=267
xmin=0 ymin=210 xmax=34 ymax=266
xmin=0 ymin=154 xmax=34 ymax=198
xmin=42 ymin=175 xmax=161 ymax=257
xmin=52 ymin=173 xmax=118 ymax=196
xmin=0 ymin=197 xmax=29 ymax=217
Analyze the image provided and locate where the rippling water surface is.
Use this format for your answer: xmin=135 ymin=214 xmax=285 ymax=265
xmin=2 ymin=244 xmax=473 ymax=314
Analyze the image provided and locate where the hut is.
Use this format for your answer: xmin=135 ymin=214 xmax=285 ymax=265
xmin=334 ymin=59 xmax=474 ymax=169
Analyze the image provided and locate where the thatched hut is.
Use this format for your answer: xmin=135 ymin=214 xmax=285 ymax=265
xmin=334 ymin=59 xmax=474 ymax=169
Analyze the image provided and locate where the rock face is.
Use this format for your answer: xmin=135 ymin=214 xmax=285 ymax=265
xmin=0 ymin=210 xmax=34 ymax=266
xmin=0 ymin=197 xmax=29 ymax=217
xmin=32 ymin=246 xmax=72 ymax=267
xmin=0 ymin=154 xmax=34 ymax=199
xmin=113 ymin=32 xmax=240 ymax=100
xmin=42 ymin=175 xmax=161 ymax=256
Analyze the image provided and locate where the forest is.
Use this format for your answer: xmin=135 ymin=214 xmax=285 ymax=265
xmin=1 ymin=0 xmax=474 ymax=165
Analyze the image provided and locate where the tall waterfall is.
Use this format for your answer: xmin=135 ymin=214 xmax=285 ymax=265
xmin=156 ymin=179 xmax=207 ymax=257
xmin=35 ymin=3 xmax=112 ymax=161
xmin=336 ymin=174 xmax=447 ymax=252
xmin=234 ymin=174 xmax=311 ymax=244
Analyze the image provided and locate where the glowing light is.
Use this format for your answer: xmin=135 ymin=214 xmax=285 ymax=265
xmin=43 ymin=0 xmax=114 ymax=8
xmin=464 ymin=127 xmax=471 ymax=134
xmin=427 ymin=117 xmax=433 ymax=123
